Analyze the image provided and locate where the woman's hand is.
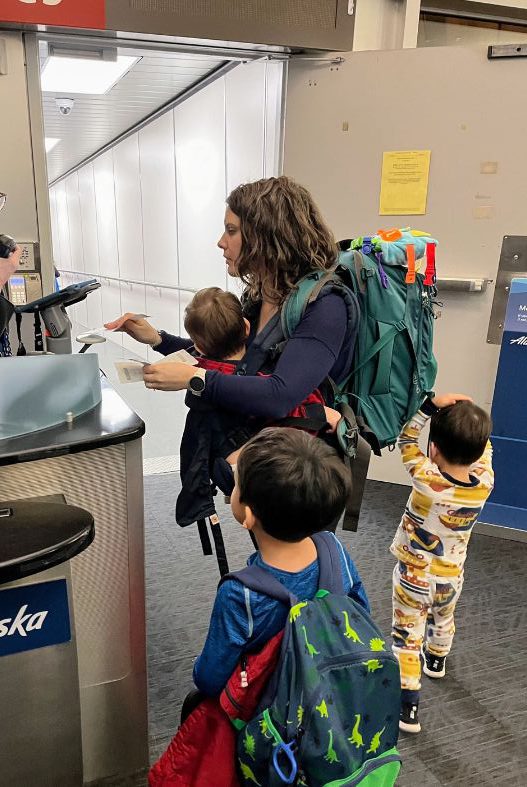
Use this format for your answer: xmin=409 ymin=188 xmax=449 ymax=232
xmin=324 ymin=406 xmax=341 ymax=433
xmin=431 ymin=393 xmax=472 ymax=409
xmin=143 ymin=361 xmax=196 ymax=391
xmin=104 ymin=313 xmax=160 ymax=346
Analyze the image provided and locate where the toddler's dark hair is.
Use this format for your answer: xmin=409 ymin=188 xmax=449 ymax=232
xmin=184 ymin=287 xmax=246 ymax=360
xmin=237 ymin=427 xmax=350 ymax=542
xmin=430 ymin=401 xmax=492 ymax=466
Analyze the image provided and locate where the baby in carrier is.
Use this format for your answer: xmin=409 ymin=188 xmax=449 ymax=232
xmin=176 ymin=287 xmax=340 ymax=528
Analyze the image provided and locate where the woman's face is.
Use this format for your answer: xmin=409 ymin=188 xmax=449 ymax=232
xmin=218 ymin=208 xmax=242 ymax=278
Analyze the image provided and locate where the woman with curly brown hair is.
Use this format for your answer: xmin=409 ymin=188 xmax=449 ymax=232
xmin=106 ymin=176 xmax=359 ymax=421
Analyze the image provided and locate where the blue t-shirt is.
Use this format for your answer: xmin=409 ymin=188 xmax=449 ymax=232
xmin=193 ymin=532 xmax=369 ymax=696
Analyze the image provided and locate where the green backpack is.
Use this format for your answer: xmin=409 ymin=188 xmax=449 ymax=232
xmin=230 ymin=532 xmax=402 ymax=787
xmin=281 ymin=230 xmax=439 ymax=455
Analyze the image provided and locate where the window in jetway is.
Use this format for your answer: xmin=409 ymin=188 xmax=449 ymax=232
xmin=419 ymin=11 xmax=527 ymax=46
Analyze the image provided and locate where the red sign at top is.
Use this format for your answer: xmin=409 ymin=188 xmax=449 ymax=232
xmin=0 ymin=0 xmax=105 ymax=30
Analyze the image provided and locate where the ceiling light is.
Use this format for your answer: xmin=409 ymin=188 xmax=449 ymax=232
xmin=45 ymin=137 xmax=60 ymax=153
xmin=40 ymin=54 xmax=139 ymax=95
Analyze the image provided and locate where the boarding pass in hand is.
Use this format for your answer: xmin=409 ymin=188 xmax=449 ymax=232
xmin=114 ymin=348 xmax=198 ymax=384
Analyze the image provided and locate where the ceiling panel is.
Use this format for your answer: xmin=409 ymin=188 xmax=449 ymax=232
xmin=40 ymin=41 xmax=227 ymax=182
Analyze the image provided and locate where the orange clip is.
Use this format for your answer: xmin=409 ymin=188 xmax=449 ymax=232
xmin=378 ymin=228 xmax=402 ymax=242
xmin=405 ymin=244 xmax=416 ymax=284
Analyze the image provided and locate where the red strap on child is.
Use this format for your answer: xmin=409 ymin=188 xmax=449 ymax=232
xmin=405 ymin=244 xmax=416 ymax=284
xmin=423 ymin=242 xmax=436 ymax=286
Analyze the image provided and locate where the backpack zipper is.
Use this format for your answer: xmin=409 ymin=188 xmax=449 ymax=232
xmin=317 ymin=650 xmax=394 ymax=672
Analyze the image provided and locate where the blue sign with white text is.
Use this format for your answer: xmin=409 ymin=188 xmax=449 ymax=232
xmin=0 ymin=579 xmax=71 ymax=657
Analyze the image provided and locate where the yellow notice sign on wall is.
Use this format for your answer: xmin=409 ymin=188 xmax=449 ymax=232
xmin=379 ymin=150 xmax=431 ymax=216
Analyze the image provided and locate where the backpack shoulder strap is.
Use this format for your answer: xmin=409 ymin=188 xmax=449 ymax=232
xmin=236 ymin=311 xmax=285 ymax=377
xmin=281 ymin=268 xmax=360 ymax=342
xmin=221 ymin=532 xmax=345 ymax=603
xmin=311 ymin=532 xmax=345 ymax=595
xmin=220 ymin=564 xmax=297 ymax=606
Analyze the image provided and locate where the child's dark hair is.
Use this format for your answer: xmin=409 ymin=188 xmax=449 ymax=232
xmin=184 ymin=287 xmax=246 ymax=360
xmin=237 ymin=428 xmax=350 ymax=542
xmin=430 ymin=401 xmax=492 ymax=465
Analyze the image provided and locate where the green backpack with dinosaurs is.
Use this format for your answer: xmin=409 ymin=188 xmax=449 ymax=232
xmin=232 ymin=532 xmax=402 ymax=787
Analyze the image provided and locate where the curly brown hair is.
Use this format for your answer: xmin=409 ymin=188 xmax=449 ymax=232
xmin=227 ymin=176 xmax=338 ymax=304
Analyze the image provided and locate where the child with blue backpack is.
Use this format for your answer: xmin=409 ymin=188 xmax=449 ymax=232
xmin=193 ymin=426 xmax=368 ymax=697
xmin=192 ymin=427 xmax=402 ymax=786
xmin=391 ymin=393 xmax=494 ymax=734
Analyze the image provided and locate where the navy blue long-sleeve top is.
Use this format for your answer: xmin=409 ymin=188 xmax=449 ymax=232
xmin=155 ymin=291 xmax=357 ymax=418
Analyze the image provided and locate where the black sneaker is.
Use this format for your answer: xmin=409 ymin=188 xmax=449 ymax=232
xmin=423 ymin=651 xmax=446 ymax=679
xmin=399 ymin=702 xmax=421 ymax=733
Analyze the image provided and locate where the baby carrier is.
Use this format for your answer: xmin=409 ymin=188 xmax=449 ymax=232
xmin=176 ymin=357 xmax=331 ymax=576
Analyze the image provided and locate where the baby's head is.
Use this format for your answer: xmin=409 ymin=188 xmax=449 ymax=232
xmin=232 ymin=427 xmax=350 ymax=542
xmin=184 ymin=287 xmax=248 ymax=360
xmin=429 ymin=401 xmax=491 ymax=467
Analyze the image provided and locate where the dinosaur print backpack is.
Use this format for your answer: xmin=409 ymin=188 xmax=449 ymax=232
xmin=230 ymin=532 xmax=402 ymax=786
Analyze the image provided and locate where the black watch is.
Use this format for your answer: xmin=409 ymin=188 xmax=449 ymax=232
xmin=188 ymin=368 xmax=206 ymax=396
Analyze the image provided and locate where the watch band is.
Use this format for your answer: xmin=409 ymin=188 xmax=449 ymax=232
xmin=188 ymin=367 xmax=206 ymax=396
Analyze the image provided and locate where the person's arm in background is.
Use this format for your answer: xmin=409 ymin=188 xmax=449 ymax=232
xmin=104 ymin=313 xmax=193 ymax=355
xmin=192 ymin=580 xmax=251 ymax=696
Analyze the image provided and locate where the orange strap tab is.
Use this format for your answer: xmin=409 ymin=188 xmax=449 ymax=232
xmin=405 ymin=244 xmax=416 ymax=284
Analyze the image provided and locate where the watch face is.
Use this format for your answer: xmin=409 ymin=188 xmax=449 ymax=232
xmin=190 ymin=375 xmax=205 ymax=393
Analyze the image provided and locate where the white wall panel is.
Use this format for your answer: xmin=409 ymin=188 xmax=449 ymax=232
xmin=85 ymin=284 xmax=103 ymax=334
xmin=65 ymin=173 xmax=84 ymax=274
xmin=100 ymin=278 xmax=123 ymax=347
xmin=264 ymin=61 xmax=284 ymax=178
xmin=145 ymin=285 xmax=181 ymax=362
xmin=178 ymin=289 xmax=194 ymax=338
xmin=114 ymin=134 xmax=145 ymax=283
xmin=72 ymin=275 xmax=89 ymax=329
xmin=48 ymin=187 xmax=59 ymax=265
xmin=78 ymin=163 xmax=100 ymax=276
xmin=139 ymin=112 xmax=179 ymax=287
xmin=55 ymin=180 xmax=71 ymax=271
xmin=174 ymin=78 xmax=226 ymax=291
xmin=225 ymin=62 xmax=265 ymax=193
xmin=120 ymin=281 xmax=147 ymax=356
xmin=93 ymin=151 xmax=119 ymax=278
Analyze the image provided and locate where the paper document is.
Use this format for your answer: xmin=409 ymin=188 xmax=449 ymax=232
xmin=379 ymin=150 xmax=431 ymax=216
xmin=156 ymin=349 xmax=198 ymax=366
xmin=114 ymin=348 xmax=198 ymax=384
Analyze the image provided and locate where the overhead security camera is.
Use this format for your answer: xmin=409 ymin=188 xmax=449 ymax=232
xmin=56 ymin=98 xmax=75 ymax=116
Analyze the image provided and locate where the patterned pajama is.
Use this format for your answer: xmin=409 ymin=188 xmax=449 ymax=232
xmin=389 ymin=403 xmax=494 ymax=697
xmin=391 ymin=562 xmax=464 ymax=692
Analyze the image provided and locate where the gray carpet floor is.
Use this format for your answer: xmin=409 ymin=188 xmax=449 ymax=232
xmin=144 ymin=475 xmax=527 ymax=786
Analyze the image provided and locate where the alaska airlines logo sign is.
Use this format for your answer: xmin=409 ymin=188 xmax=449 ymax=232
xmin=1 ymin=0 xmax=105 ymax=29
xmin=0 ymin=579 xmax=71 ymax=658
xmin=510 ymin=336 xmax=527 ymax=346
xmin=0 ymin=604 xmax=48 ymax=637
